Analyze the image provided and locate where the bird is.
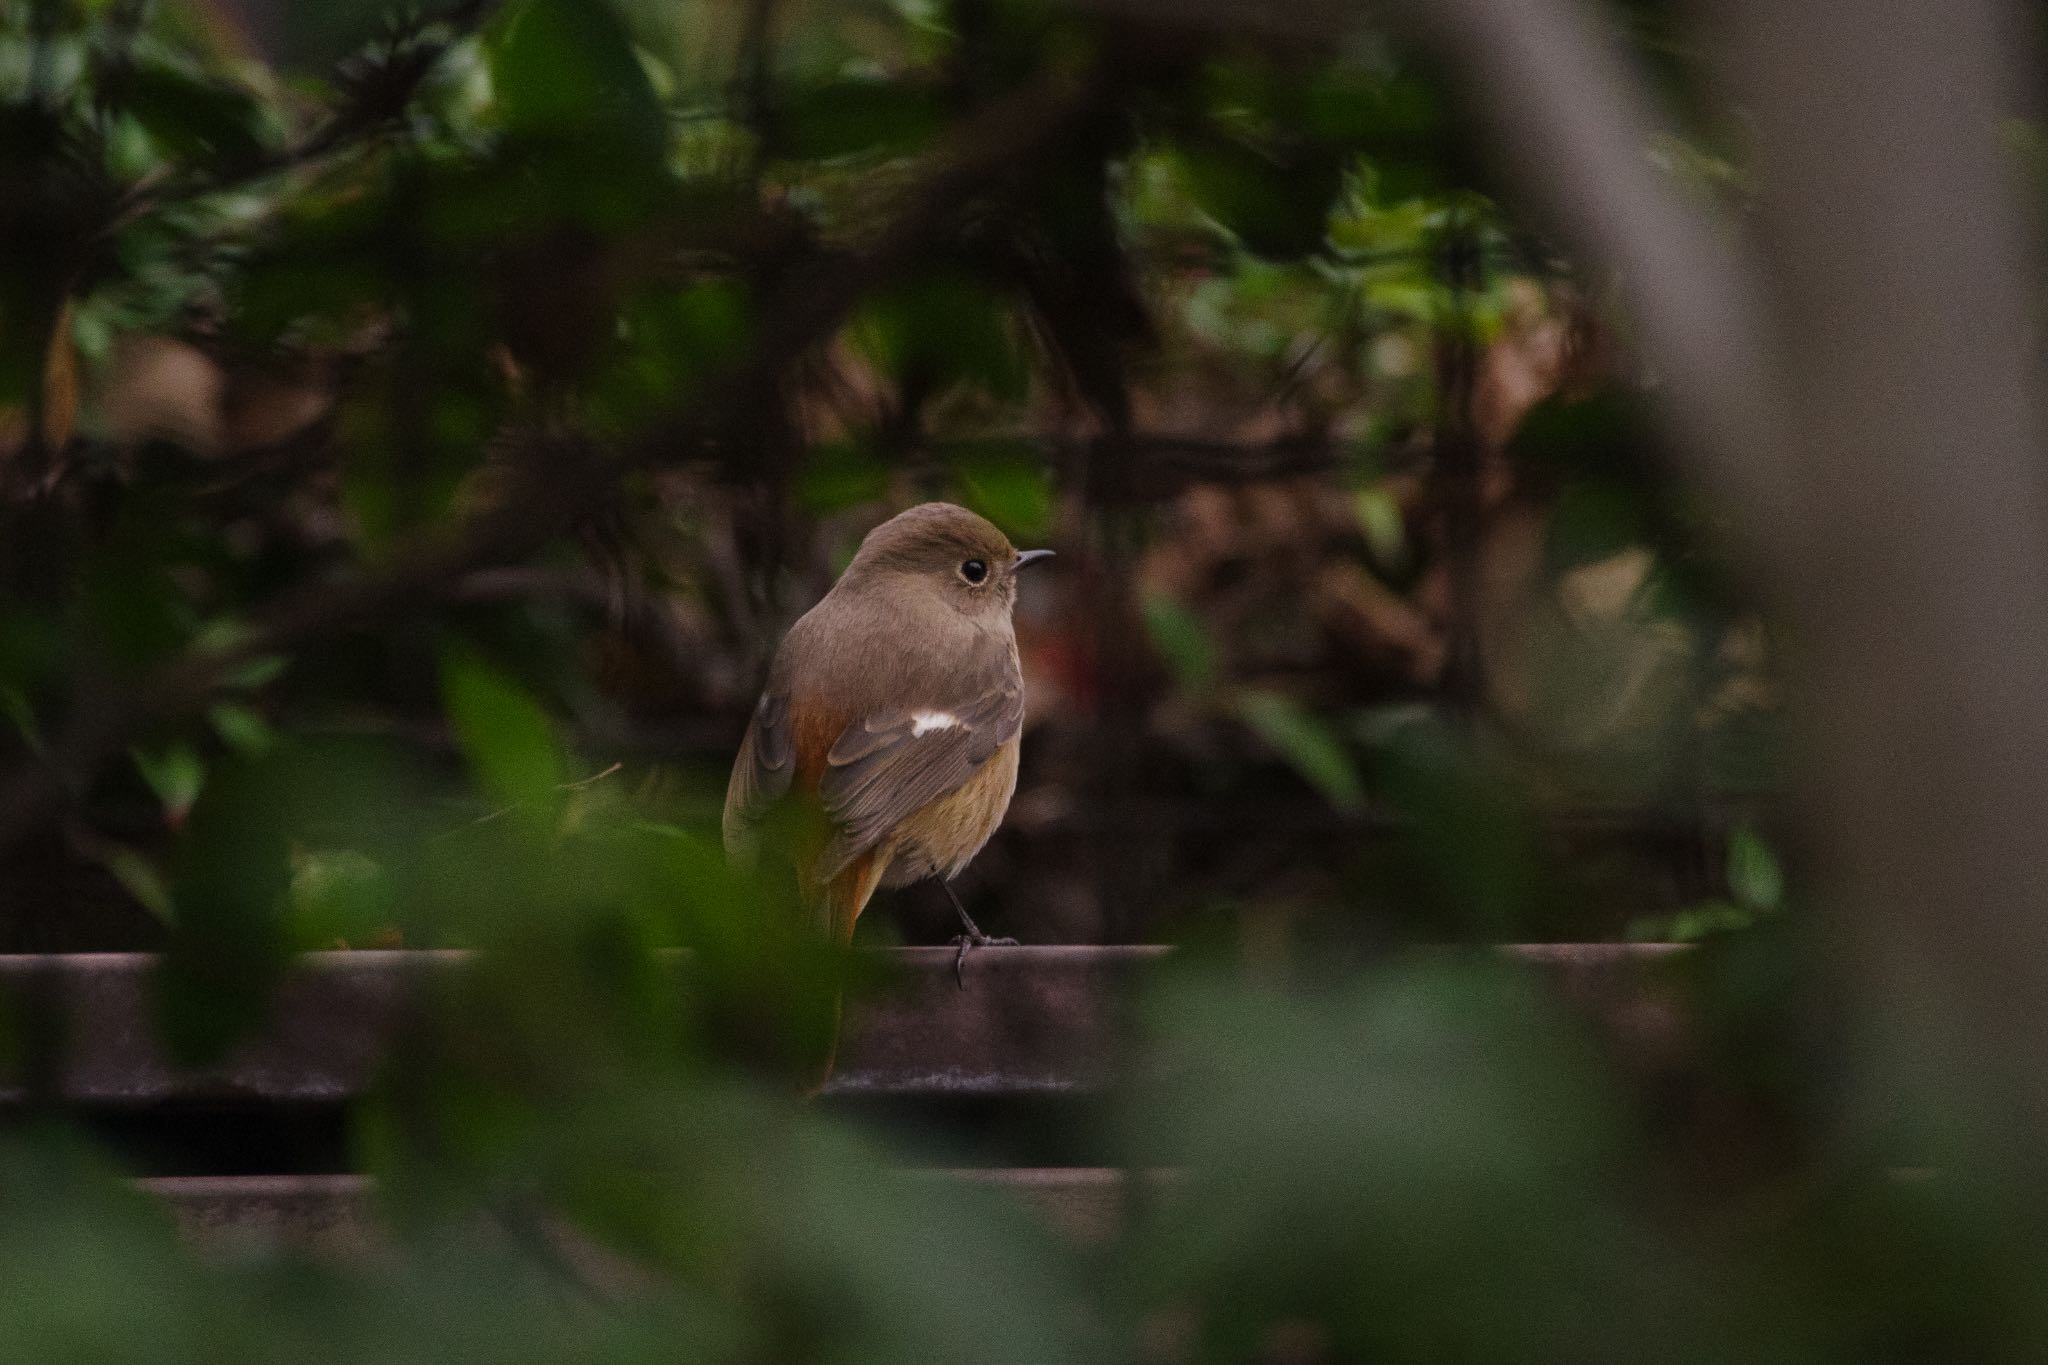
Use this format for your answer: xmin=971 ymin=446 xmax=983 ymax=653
xmin=723 ymin=502 xmax=1054 ymax=989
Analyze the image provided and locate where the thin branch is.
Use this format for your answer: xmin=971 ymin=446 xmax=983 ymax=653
xmin=433 ymin=762 xmax=625 ymax=839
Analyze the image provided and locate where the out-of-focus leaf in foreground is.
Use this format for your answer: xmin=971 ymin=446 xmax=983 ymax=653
xmin=0 ymin=1120 xmax=1103 ymax=1364
xmin=440 ymin=644 xmax=569 ymax=813
xmin=1237 ymin=688 xmax=1364 ymax=811
xmin=158 ymin=739 xmax=425 ymax=1065
xmin=1120 ymin=957 xmax=1787 ymax=1363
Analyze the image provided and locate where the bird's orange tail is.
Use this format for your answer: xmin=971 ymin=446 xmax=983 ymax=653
xmin=798 ymin=849 xmax=889 ymax=1095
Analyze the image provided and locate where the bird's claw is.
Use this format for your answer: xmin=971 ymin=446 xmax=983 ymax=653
xmin=950 ymin=933 xmax=1019 ymax=989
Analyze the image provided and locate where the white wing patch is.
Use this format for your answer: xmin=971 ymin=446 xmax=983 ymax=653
xmin=910 ymin=710 xmax=960 ymax=736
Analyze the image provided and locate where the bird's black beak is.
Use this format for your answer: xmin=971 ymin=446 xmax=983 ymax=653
xmin=1014 ymin=549 xmax=1055 ymax=570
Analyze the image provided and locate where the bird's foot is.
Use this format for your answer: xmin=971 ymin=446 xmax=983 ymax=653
xmin=950 ymin=932 xmax=1019 ymax=989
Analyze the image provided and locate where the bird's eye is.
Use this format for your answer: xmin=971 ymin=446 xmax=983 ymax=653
xmin=960 ymin=558 xmax=988 ymax=584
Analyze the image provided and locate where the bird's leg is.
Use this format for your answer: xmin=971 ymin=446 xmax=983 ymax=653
xmin=943 ymin=879 xmax=992 ymax=939
xmin=941 ymin=881 xmax=1016 ymax=989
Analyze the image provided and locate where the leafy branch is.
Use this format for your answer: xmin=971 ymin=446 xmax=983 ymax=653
xmin=0 ymin=55 xmax=1112 ymax=859
xmin=102 ymin=0 xmax=498 ymax=234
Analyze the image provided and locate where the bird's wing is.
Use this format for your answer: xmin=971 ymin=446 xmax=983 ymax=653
xmin=722 ymin=690 xmax=796 ymax=861
xmin=815 ymin=677 xmax=1024 ymax=878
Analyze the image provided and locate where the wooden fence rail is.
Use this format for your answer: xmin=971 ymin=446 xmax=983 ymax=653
xmin=0 ymin=943 xmax=1696 ymax=1251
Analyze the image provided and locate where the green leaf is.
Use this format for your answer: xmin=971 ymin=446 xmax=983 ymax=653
xmin=1626 ymin=900 xmax=1755 ymax=943
xmin=0 ymin=688 xmax=42 ymax=753
xmin=602 ymin=279 xmax=754 ymax=422
xmin=209 ymin=703 xmax=277 ymax=757
xmin=1726 ymin=824 xmax=1784 ymax=914
xmin=439 ymin=644 xmax=567 ymax=809
xmin=1674 ymin=902 xmax=1757 ymax=940
xmin=1122 ymin=959 xmax=1698 ymax=1361
xmin=160 ymin=741 xmax=421 ymax=1064
xmin=1365 ymin=718 xmax=1545 ymax=936
xmin=1508 ymin=389 xmax=1661 ymax=480
xmin=160 ymin=754 xmax=299 ymax=1064
xmin=1352 ymin=75 xmax=1471 ymax=202
xmin=1179 ymin=135 xmax=1343 ymax=260
xmin=777 ymin=78 xmax=945 ymax=160
xmin=219 ymin=653 xmax=289 ymax=690
xmin=79 ymin=518 xmax=189 ymax=670
xmin=490 ymin=0 xmax=666 ymax=155
xmin=80 ymin=841 xmax=174 ymax=923
xmin=1547 ymin=479 xmax=1646 ymax=573
xmin=952 ymin=449 xmax=1051 ymax=543
xmin=849 ymin=272 xmax=1024 ymax=402
xmin=1143 ymin=594 xmax=1219 ymax=693
xmin=133 ymin=743 xmax=205 ymax=822
xmin=1355 ymin=486 xmax=1409 ymax=574
xmin=1237 ymin=689 xmax=1364 ymax=811
xmin=339 ymin=456 xmax=403 ymax=555
xmin=798 ymin=442 xmax=892 ymax=514
xmin=0 ymin=607 xmax=61 ymax=697
xmin=114 ymin=62 xmax=267 ymax=168
xmin=288 ymin=848 xmax=394 ymax=949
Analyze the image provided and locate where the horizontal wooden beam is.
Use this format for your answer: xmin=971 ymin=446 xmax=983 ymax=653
xmin=0 ymin=944 xmax=1686 ymax=1106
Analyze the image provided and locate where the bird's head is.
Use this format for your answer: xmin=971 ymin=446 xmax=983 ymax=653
xmin=842 ymin=502 xmax=1054 ymax=619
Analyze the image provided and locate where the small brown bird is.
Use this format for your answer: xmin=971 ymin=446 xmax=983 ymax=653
xmin=723 ymin=503 xmax=1053 ymax=982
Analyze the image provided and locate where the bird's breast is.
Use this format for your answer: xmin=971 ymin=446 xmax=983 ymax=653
xmin=878 ymin=734 xmax=1022 ymax=888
